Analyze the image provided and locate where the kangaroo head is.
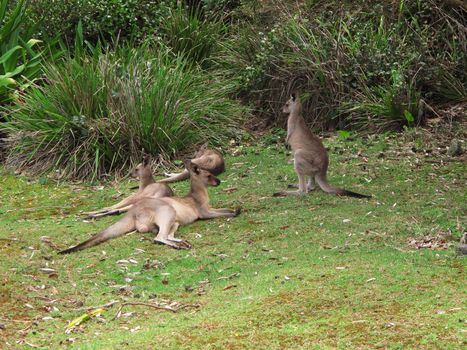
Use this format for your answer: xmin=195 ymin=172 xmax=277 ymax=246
xmin=132 ymin=156 xmax=151 ymax=179
xmin=185 ymin=160 xmax=220 ymax=187
xmin=282 ymin=92 xmax=302 ymax=115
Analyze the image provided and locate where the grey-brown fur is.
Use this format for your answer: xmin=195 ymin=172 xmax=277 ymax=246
xmin=84 ymin=158 xmax=174 ymax=219
xmin=274 ymin=93 xmax=371 ymax=199
xmin=159 ymin=145 xmax=225 ymax=183
xmin=59 ymin=161 xmax=240 ymax=253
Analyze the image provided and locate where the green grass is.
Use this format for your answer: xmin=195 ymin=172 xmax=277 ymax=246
xmin=0 ymin=132 xmax=465 ymax=349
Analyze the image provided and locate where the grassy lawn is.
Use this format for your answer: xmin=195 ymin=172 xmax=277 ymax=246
xmin=0 ymin=131 xmax=465 ymax=349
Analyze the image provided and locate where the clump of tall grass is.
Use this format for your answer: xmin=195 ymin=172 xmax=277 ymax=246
xmin=3 ymin=43 xmax=245 ymax=180
xmin=159 ymin=5 xmax=225 ymax=67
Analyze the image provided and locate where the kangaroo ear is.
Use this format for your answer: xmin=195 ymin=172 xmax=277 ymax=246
xmin=291 ymin=92 xmax=296 ymax=101
xmin=142 ymin=155 xmax=150 ymax=166
xmin=185 ymin=160 xmax=199 ymax=174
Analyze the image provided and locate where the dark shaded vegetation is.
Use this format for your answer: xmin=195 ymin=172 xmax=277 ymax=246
xmin=218 ymin=0 xmax=466 ymax=131
xmin=0 ymin=0 xmax=465 ymax=179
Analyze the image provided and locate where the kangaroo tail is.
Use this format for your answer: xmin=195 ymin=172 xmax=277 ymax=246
xmin=315 ymin=173 xmax=371 ymax=199
xmin=59 ymin=215 xmax=135 ymax=254
xmin=158 ymin=169 xmax=190 ymax=183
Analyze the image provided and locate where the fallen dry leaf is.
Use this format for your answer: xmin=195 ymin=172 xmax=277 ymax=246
xmin=223 ymin=284 xmax=237 ymax=291
xmin=408 ymin=231 xmax=453 ymax=250
xmin=222 ymin=187 xmax=238 ymax=193
xmin=248 ymin=220 xmax=265 ymax=225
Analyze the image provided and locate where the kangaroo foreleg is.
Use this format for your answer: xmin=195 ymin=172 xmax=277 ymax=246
xmin=200 ymin=208 xmax=241 ymax=219
xmin=158 ymin=169 xmax=190 ymax=183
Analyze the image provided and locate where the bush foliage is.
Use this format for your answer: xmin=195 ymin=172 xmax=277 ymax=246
xmin=3 ymin=44 xmax=245 ymax=179
xmin=218 ymin=0 xmax=466 ymax=131
xmin=25 ymin=0 xmax=169 ymax=44
xmin=1 ymin=0 xmax=465 ymax=179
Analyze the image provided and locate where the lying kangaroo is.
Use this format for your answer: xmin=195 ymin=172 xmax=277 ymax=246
xmin=59 ymin=160 xmax=240 ymax=253
xmin=159 ymin=144 xmax=225 ymax=184
xmin=84 ymin=158 xmax=173 ymax=219
xmin=274 ymin=93 xmax=371 ymax=198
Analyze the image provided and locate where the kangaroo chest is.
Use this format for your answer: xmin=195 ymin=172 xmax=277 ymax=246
xmin=163 ymin=198 xmax=200 ymax=224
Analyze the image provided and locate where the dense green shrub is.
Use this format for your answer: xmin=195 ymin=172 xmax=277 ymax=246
xmin=3 ymin=44 xmax=246 ymax=179
xmin=218 ymin=0 xmax=466 ymax=131
xmin=25 ymin=0 xmax=172 ymax=44
xmin=25 ymin=0 xmax=228 ymax=68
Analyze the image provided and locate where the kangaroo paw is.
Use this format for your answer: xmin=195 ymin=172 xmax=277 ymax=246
xmin=177 ymin=240 xmax=192 ymax=249
xmin=273 ymin=191 xmax=286 ymax=197
xmin=154 ymin=239 xmax=181 ymax=249
xmin=234 ymin=208 xmax=242 ymax=217
xmin=273 ymin=190 xmax=304 ymax=197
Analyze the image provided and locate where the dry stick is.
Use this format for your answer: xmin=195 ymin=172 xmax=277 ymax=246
xmin=75 ymin=300 xmax=120 ymax=312
xmin=0 ymin=237 xmax=25 ymax=242
xmin=0 ymin=318 xmax=32 ymax=324
xmin=18 ymin=323 xmax=34 ymax=336
xmin=216 ymin=272 xmax=240 ymax=281
xmin=113 ymin=302 xmax=199 ymax=320
xmin=18 ymin=205 xmax=67 ymax=212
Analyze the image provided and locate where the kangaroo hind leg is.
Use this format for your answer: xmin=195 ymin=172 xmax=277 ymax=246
xmin=153 ymin=207 xmax=188 ymax=249
xmin=274 ymin=173 xmax=307 ymax=197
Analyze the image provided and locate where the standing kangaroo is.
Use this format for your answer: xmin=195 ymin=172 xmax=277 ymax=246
xmin=59 ymin=160 xmax=240 ymax=253
xmin=159 ymin=144 xmax=225 ymax=184
xmin=274 ymin=93 xmax=371 ymax=198
xmin=84 ymin=158 xmax=173 ymax=219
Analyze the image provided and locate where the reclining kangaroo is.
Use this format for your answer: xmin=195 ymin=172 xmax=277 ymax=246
xmin=274 ymin=93 xmax=371 ymax=198
xmin=84 ymin=158 xmax=173 ymax=219
xmin=59 ymin=160 xmax=240 ymax=253
xmin=159 ymin=144 xmax=225 ymax=183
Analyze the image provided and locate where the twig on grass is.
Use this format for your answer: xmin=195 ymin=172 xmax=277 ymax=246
xmin=0 ymin=237 xmax=24 ymax=243
xmin=216 ymin=272 xmax=240 ymax=280
xmin=113 ymin=302 xmax=200 ymax=320
xmin=75 ymin=300 xmax=120 ymax=312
